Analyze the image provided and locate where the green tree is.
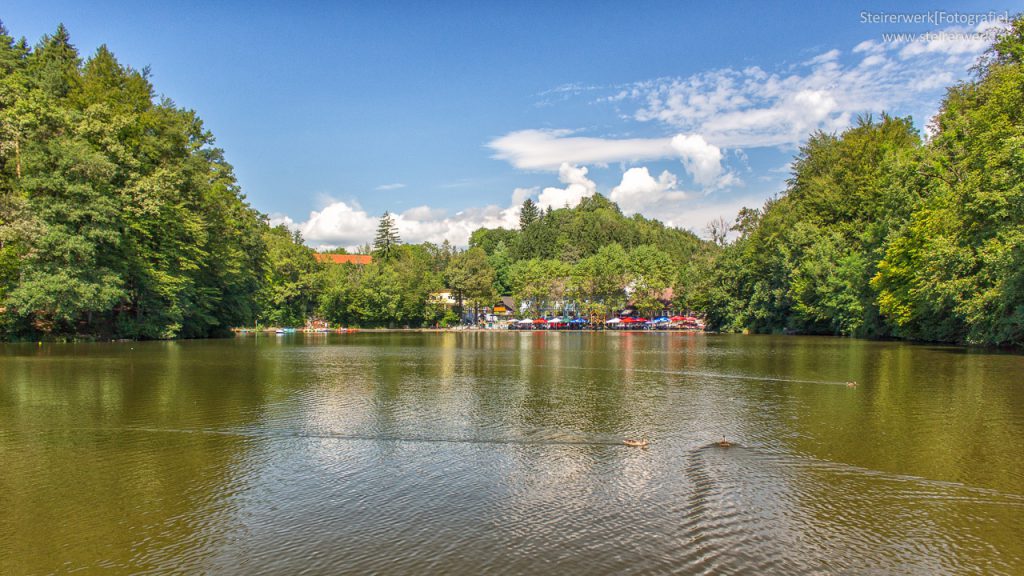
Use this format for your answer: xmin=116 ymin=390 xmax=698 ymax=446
xmin=510 ymin=258 xmax=570 ymax=317
xmin=469 ymin=226 xmax=517 ymax=255
xmin=627 ymin=245 xmax=674 ymax=318
xmin=519 ymin=198 xmax=539 ymax=229
xmin=488 ymin=240 xmax=514 ymax=295
xmin=316 ymin=262 xmax=354 ymax=326
xmin=0 ymin=23 xmax=270 ymax=339
xmin=569 ymin=243 xmax=628 ymax=321
xmin=348 ymin=263 xmax=403 ymax=326
xmin=258 ymin=226 xmax=320 ymax=327
xmin=372 ymin=211 xmax=401 ymax=261
xmin=873 ymin=18 xmax=1024 ymax=345
xmin=445 ymin=247 xmax=495 ymax=322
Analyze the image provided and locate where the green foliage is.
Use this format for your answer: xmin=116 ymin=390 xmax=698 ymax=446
xmin=568 ymin=243 xmax=628 ymax=320
xmin=627 ymin=245 xmax=674 ymax=318
xmin=693 ymin=116 xmax=923 ymax=336
xmin=0 ymin=22 xmax=269 ymax=339
xmin=872 ymin=21 xmax=1024 ymax=345
xmin=258 ymin=226 xmax=320 ymax=327
xmin=510 ymin=258 xmax=571 ymax=316
xmin=469 ymin=192 xmax=702 ymax=266
xmin=469 ymin=226 xmax=516 ymax=255
xmin=445 ymin=247 xmax=496 ymax=320
xmin=314 ymin=244 xmax=443 ymax=328
xmin=487 ymin=240 xmax=514 ymax=295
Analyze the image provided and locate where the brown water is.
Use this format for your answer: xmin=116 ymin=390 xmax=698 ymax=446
xmin=1 ymin=332 xmax=1022 ymax=575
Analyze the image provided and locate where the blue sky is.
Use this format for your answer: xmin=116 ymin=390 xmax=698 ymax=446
xmin=4 ymin=1 xmax=1019 ymax=247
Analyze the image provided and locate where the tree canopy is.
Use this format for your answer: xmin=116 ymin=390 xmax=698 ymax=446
xmin=0 ymin=22 xmax=269 ymax=338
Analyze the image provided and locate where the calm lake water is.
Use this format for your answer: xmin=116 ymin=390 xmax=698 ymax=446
xmin=1 ymin=332 xmax=1022 ymax=575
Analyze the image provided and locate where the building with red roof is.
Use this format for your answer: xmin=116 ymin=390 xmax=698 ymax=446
xmin=314 ymin=254 xmax=373 ymax=265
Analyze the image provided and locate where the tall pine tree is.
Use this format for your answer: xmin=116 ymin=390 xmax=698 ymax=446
xmin=519 ymin=198 xmax=538 ymax=229
xmin=373 ymin=211 xmax=401 ymax=261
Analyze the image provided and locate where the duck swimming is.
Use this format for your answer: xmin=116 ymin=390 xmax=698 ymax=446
xmin=623 ymin=438 xmax=649 ymax=447
xmin=846 ymin=380 xmax=858 ymax=388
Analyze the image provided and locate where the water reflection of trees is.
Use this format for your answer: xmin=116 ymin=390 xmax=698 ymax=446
xmin=0 ymin=339 xmax=274 ymax=574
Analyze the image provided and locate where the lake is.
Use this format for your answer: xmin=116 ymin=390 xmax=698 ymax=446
xmin=1 ymin=332 xmax=1022 ymax=574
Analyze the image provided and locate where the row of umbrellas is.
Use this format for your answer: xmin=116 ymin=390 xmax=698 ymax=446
xmin=515 ymin=315 xmax=700 ymax=325
xmin=515 ymin=317 xmax=588 ymax=325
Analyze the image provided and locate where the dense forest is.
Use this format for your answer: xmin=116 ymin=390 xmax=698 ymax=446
xmin=0 ymin=22 xmax=273 ymax=339
xmin=1 ymin=19 xmax=1022 ymax=346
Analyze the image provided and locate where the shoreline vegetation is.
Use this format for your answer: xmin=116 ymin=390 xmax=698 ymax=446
xmin=1 ymin=18 xmax=1022 ymax=347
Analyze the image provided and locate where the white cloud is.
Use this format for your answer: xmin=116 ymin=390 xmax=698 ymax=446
xmin=511 ymin=187 xmax=536 ymax=204
xmin=488 ymin=129 xmax=734 ymax=191
xmin=285 ymin=164 xmax=755 ymax=250
xmin=292 ymin=197 xmax=522 ymax=250
xmin=610 ymin=167 xmax=684 ymax=214
xmin=853 ymin=39 xmax=884 ymax=54
xmin=670 ymin=134 xmax=724 ymax=187
xmin=375 ymin=183 xmax=407 ymax=191
xmin=488 ymin=129 xmax=676 ymax=170
xmin=806 ymin=49 xmax=841 ymax=65
xmin=617 ymin=20 xmax=1009 ymax=149
xmin=401 ymin=205 xmax=447 ymax=221
xmin=537 ymin=163 xmax=597 ymax=210
xmin=393 ymin=204 xmax=521 ymax=246
xmin=268 ymin=213 xmax=297 ymax=229
xmin=298 ymin=201 xmax=379 ymax=248
xmin=664 ymin=194 xmax=770 ymax=239
xmin=604 ymin=166 xmax=765 ymax=237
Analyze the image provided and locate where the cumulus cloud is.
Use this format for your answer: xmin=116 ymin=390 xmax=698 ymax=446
xmin=605 ymin=167 xmax=764 ymax=237
xmin=537 ymin=163 xmax=597 ymax=210
xmin=610 ymin=167 xmax=684 ymax=214
xmin=283 ymin=192 xmax=522 ymax=250
xmin=670 ymin=134 xmax=724 ymax=187
xmin=393 ymin=204 xmax=522 ymax=246
xmin=298 ymin=201 xmax=380 ymax=248
xmin=292 ymin=198 xmax=522 ymax=250
xmin=268 ymin=213 xmax=297 ymax=229
xmin=400 ymin=205 xmax=447 ymax=221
